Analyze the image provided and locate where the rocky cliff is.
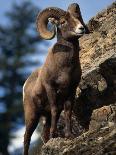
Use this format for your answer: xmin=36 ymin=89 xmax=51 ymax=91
xmin=39 ymin=2 xmax=116 ymax=155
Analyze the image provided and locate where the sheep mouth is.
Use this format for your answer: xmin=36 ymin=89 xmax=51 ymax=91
xmin=72 ymin=31 xmax=85 ymax=36
xmin=76 ymin=32 xmax=84 ymax=35
xmin=64 ymin=31 xmax=84 ymax=39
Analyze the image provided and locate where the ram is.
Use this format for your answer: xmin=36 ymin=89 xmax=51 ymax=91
xmin=23 ymin=3 xmax=89 ymax=155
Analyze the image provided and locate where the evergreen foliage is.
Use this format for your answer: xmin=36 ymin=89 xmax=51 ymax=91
xmin=0 ymin=2 xmax=44 ymax=154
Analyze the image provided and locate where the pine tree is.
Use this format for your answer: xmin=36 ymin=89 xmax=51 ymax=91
xmin=0 ymin=2 xmax=45 ymax=154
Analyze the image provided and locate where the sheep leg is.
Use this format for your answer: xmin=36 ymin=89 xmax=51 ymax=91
xmin=49 ymin=105 xmax=58 ymax=138
xmin=43 ymin=115 xmax=51 ymax=142
xmin=43 ymin=124 xmax=50 ymax=143
xmin=50 ymin=108 xmax=62 ymax=138
xmin=64 ymin=100 xmax=73 ymax=138
xmin=23 ymin=106 xmax=39 ymax=155
xmin=45 ymin=84 xmax=58 ymax=138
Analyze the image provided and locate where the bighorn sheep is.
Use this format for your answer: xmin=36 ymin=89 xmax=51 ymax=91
xmin=23 ymin=3 xmax=89 ymax=155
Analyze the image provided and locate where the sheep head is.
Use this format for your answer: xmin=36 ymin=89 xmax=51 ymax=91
xmin=36 ymin=3 xmax=89 ymax=40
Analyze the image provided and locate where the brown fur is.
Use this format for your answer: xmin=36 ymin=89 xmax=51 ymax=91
xmin=23 ymin=3 xmax=89 ymax=155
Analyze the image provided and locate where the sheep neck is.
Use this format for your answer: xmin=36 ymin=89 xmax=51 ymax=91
xmin=57 ymin=29 xmax=80 ymax=52
xmin=57 ymin=37 xmax=80 ymax=57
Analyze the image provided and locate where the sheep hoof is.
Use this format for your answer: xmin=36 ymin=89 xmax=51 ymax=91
xmin=65 ymin=132 xmax=74 ymax=139
xmin=50 ymin=132 xmax=58 ymax=139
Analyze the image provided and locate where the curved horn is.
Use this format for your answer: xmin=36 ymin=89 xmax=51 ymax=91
xmin=36 ymin=7 xmax=66 ymax=40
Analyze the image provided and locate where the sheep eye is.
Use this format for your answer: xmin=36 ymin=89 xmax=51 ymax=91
xmin=60 ymin=19 xmax=66 ymax=25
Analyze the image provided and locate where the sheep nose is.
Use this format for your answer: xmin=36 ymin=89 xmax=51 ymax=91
xmin=79 ymin=25 xmax=85 ymax=32
xmin=75 ymin=24 xmax=85 ymax=34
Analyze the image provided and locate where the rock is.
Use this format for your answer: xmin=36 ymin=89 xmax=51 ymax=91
xmin=73 ymin=1 xmax=116 ymax=131
xmin=39 ymin=2 xmax=116 ymax=155
xmin=89 ymin=105 xmax=116 ymax=131
xmin=41 ymin=105 xmax=116 ymax=155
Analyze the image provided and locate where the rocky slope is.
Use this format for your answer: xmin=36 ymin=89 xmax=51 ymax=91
xmin=39 ymin=2 xmax=116 ymax=155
